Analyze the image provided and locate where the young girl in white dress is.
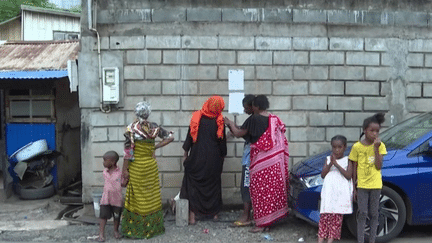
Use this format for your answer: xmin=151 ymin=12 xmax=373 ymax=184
xmin=318 ymin=135 xmax=353 ymax=243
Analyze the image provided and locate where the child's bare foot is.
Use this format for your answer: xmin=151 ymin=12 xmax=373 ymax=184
xmin=95 ymin=236 xmax=105 ymax=242
xmin=114 ymin=231 xmax=121 ymax=239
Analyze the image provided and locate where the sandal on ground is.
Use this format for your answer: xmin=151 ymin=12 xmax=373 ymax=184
xmin=248 ymin=227 xmax=270 ymax=233
xmin=229 ymin=221 xmax=253 ymax=227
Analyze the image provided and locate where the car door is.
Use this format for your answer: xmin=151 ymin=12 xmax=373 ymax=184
xmin=411 ymin=136 xmax=432 ymax=224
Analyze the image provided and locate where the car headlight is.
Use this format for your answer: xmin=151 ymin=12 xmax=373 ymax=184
xmin=300 ymin=174 xmax=323 ymax=188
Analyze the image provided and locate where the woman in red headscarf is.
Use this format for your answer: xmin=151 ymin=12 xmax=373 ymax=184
xmin=180 ymin=96 xmax=227 ymax=225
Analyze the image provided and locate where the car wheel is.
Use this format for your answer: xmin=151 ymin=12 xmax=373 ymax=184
xmin=346 ymin=186 xmax=406 ymax=243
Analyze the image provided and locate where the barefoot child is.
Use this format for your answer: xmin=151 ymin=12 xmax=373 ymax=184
xmin=318 ymin=135 xmax=353 ymax=243
xmin=349 ymin=113 xmax=387 ymax=243
xmin=97 ymin=151 xmax=123 ymax=242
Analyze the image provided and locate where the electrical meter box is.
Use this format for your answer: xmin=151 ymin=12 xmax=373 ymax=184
xmin=102 ymin=67 xmax=120 ymax=104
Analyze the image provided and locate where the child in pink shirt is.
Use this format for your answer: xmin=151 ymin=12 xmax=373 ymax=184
xmin=97 ymin=151 xmax=123 ymax=242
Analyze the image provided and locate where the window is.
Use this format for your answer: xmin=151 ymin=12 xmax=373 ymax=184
xmin=53 ymin=31 xmax=80 ymax=40
xmin=6 ymin=89 xmax=55 ymax=123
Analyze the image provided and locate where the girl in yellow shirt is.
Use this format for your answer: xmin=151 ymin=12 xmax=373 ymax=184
xmin=349 ymin=113 xmax=387 ymax=243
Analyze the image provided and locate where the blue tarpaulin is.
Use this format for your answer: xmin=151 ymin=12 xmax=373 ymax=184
xmin=0 ymin=70 xmax=68 ymax=79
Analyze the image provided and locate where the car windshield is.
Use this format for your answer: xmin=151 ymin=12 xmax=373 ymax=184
xmin=380 ymin=112 xmax=432 ymax=150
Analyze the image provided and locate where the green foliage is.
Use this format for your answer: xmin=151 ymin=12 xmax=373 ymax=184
xmin=0 ymin=0 xmax=50 ymax=23
xmin=69 ymin=4 xmax=82 ymax=13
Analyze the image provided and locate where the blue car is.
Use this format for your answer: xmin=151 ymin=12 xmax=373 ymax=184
xmin=290 ymin=112 xmax=432 ymax=242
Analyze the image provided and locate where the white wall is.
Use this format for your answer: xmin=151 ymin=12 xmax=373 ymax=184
xmin=22 ymin=10 xmax=80 ymax=41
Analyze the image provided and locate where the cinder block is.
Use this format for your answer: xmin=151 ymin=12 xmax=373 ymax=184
xmin=309 ymin=142 xmax=330 ymax=156
xmin=223 ymin=158 xmax=242 ymax=172
xmin=219 ymin=36 xmax=254 ymax=50
xmin=91 ymin=142 xmax=125 ymax=158
xmin=222 ymin=8 xmax=259 ymax=22
xmin=330 ymin=38 xmax=364 ymax=51
xmin=364 ymin=97 xmax=390 ymax=111
xmin=425 ymin=54 xmax=432 ymax=67
xmin=162 ymin=81 xmax=198 ymax=95
xmin=294 ymin=66 xmax=328 ymax=80
xmin=146 ymin=36 xmax=181 ymax=49
xmin=161 ymin=142 xmax=184 ymax=156
xmin=145 ymin=66 xmax=180 ymax=80
xmin=365 ymin=38 xmax=388 ymax=52
xmin=126 ymin=50 xmax=161 ymax=64
xmin=108 ymin=127 xmax=123 ymax=141
xmin=200 ymin=51 xmax=236 ymax=64
xmin=273 ymin=81 xmax=308 ymax=95
xmin=222 ymin=188 xmax=242 ymax=205
xmin=366 ymin=67 xmax=392 ymax=81
xmin=345 ymin=112 xmax=376 ymax=126
xmin=346 ymin=81 xmax=380 ymax=95
xmin=226 ymin=142 xmax=236 ymax=157
xmin=407 ymin=53 xmax=424 ymax=67
xmin=219 ymin=66 xmax=255 ymax=80
xmin=293 ymin=96 xmax=327 ymax=110
xmin=176 ymin=199 xmax=189 ymax=227
xmin=407 ymin=98 xmax=432 ymax=112
xmin=408 ymin=39 xmax=432 ymax=53
xmin=310 ymin=112 xmax=344 ymax=126
xmin=235 ymin=173 xmax=242 ymax=187
xmin=158 ymin=158 xmax=181 ymax=172
xmin=92 ymin=37 xmax=110 ymax=51
xmin=126 ymin=81 xmax=161 ymax=95
xmin=244 ymin=81 xmax=272 ymax=95
xmin=238 ymin=51 xmax=272 ymax=65
xmin=289 ymin=142 xmax=307 ymax=156
xmin=290 ymin=127 xmax=325 ymax=142
xmin=310 ymin=51 xmax=344 ymax=65
xmin=256 ymin=37 xmax=292 ymax=50
xmin=256 ymin=66 xmax=293 ymax=80
xmin=330 ymin=66 xmax=364 ymax=80
xmin=274 ymin=51 xmax=308 ymax=65
xmin=262 ymin=8 xmax=293 ymax=23
xmin=152 ymin=9 xmax=186 ymax=22
xmin=362 ymin=11 xmax=394 ymax=25
xmin=293 ymin=37 xmax=328 ymax=50
xmin=273 ymin=111 xmax=307 ymax=127
xmin=91 ymin=112 xmax=126 ymax=126
xmin=407 ymin=83 xmax=422 ymax=97
xmin=187 ymin=8 xmax=221 ymax=22
xmin=346 ymin=52 xmax=380 ymax=66
xmin=200 ymin=81 xmax=228 ymax=95
xmin=110 ymin=36 xmax=145 ymax=50
xmin=268 ymin=96 xmax=292 ymax=110
xmin=327 ymin=10 xmax=363 ymax=24
xmin=293 ymin=9 xmax=326 ymax=23
xmin=309 ymin=81 xmax=344 ymax=95
xmin=423 ymin=84 xmax=432 ymax=97
xmin=162 ymin=173 xmax=184 ymax=187
xmin=142 ymin=96 xmax=180 ymax=110
xmin=235 ymin=143 xmax=246 ymax=157
xmin=406 ymin=69 xmax=432 ymax=82
xmin=115 ymin=9 xmax=151 ymax=23
xmin=163 ymin=112 xmax=194 ymax=126
xmin=326 ymin=128 xmax=361 ymax=143
xmin=221 ymin=174 xmax=236 ymax=188
xmin=394 ymin=11 xmax=428 ymax=27
xmin=182 ymin=36 xmax=218 ymax=49
xmin=91 ymin=128 xmax=108 ymax=142
xmin=328 ymin=97 xmax=362 ymax=111
xmin=163 ymin=50 xmax=199 ymax=64
xmin=182 ymin=66 xmax=217 ymax=80
xmin=124 ymin=66 xmax=144 ymax=80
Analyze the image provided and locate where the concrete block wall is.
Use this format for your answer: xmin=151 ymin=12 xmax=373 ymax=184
xmin=80 ymin=33 xmax=432 ymax=204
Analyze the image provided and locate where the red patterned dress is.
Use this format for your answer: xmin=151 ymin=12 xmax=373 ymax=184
xmin=245 ymin=114 xmax=290 ymax=227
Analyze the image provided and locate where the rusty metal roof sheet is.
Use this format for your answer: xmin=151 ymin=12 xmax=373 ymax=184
xmin=0 ymin=40 xmax=79 ymax=71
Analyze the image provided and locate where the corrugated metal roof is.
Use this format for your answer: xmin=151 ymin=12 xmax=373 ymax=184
xmin=0 ymin=40 xmax=79 ymax=71
xmin=0 ymin=70 xmax=68 ymax=79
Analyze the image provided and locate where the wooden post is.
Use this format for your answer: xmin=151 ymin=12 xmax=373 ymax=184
xmin=176 ymin=199 xmax=189 ymax=226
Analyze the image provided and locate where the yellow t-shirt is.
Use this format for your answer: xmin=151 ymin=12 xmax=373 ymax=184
xmin=349 ymin=141 xmax=387 ymax=189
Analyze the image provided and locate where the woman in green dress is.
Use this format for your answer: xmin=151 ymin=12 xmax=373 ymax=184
xmin=121 ymin=101 xmax=174 ymax=239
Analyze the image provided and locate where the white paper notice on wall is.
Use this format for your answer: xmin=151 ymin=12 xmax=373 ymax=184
xmin=228 ymin=92 xmax=245 ymax=114
xmin=228 ymin=69 xmax=244 ymax=90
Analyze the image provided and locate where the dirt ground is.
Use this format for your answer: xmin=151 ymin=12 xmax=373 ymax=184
xmin=0 ymin=195 xmax=325 ymax=243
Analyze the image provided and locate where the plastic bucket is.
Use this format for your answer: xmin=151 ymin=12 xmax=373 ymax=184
xmin=92 ymin=192 xmax=102 ymax=218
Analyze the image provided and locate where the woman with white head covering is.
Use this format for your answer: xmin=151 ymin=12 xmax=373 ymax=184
xmin=121 ymin=101 xmax=174 ymax=239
